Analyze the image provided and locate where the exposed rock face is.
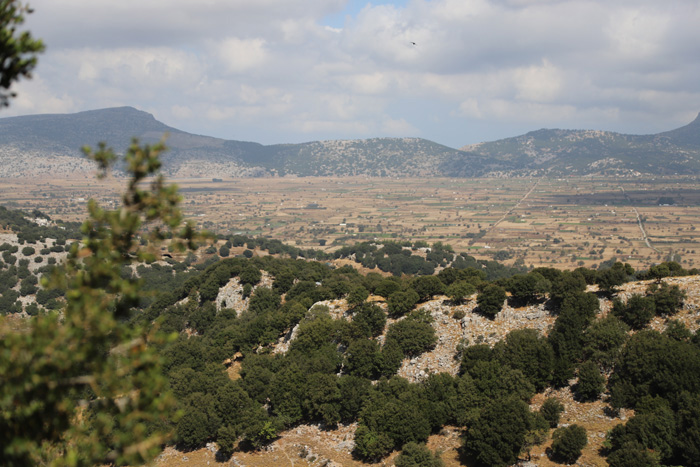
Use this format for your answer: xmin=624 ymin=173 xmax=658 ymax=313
xmin=215 ymin=271 xmax=274 ymax=314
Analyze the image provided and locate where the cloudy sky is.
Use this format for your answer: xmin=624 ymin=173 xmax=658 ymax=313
xmin=6 ymin=0 xmax=700 ymax=148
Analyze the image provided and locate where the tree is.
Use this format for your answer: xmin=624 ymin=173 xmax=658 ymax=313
xmin=0 ymin=0 xmax=44 ymax=107
xmin=353 ymin=425 xmax=393 ymax=461
xmin=476 ymin=284 xmax=506 ymax=318
xmin=612 ymin=294 xmax=656 ymax=330
xmin=648 ymin=282 xmax=685 ymax=316
xmin=506 ymin=272 xmax=550 ymax=305
xmin=574 ymin=360 xmax=605 ymax=402
xmin=387 ymin=289 xmax=420 ymax=317
xmin=385 ymin=311 xmax=437 ymax=358
xmin=0 ymin=139 xmax=203 ymax=465
xmin=462 ymin=397 xmax=533 ymax=467
xmin=344 ymin=338 xmax=381 ymax=378
xmin=411 ymin=275 xmax=445 ymax=302
xmin=606 ymin=441 xmax=660 ymax=467
xmin=395 ymin=442 xmax=444 ymax=467
xmin=551 ymin=424 xmax=587 ymax=464
xmin=446 ymin=280 xmax=475 ymax=304
xmin=582 ymin=315 xmax=629 ymax=370
xmin=347 ymin=285 xmax=369 ymax=306
xmin=494 ymin=328 xmax=553 ymax=392
xmin=540 ymin=397 xmax=564 ymax=428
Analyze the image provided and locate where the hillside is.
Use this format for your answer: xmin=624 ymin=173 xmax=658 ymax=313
xmin=3 ymin=199 xmax=700 ymax=466
xmin=459 ymin=113 xmax=700 ymax=176
xmin=2 ymin=107 xmax=700 ymax=177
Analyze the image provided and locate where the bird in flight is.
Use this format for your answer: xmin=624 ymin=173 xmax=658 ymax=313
xmin=410 ymin=41 xmax=417 ymax=46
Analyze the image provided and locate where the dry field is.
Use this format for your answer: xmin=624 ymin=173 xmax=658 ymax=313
xmin=2 ymin=175 xmax=700 ymax=270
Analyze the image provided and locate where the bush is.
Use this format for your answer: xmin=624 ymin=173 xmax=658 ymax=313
xmin=477 ymin=284 xmax=506 ymax=318
xmin=395 ymin=442 xmax=444 ymax=467
xmin=446 ymin=280 xmax=475 ymax=304
xmin=540 ymin=397 xmax=564 ymax=428
xmin=612 ymin=295 xmax=655 ymax=330
xmin=21 ymin=246 xmax=35 ymax=256
xmin=387 ymin=289 xmax=419 ymax=317
xmin=385 ymin=312 xmax=436 ymax=357
xmin=574 ymin=361 xmax=605 ymax=402
xmin=551 ymin=424 xmax=587 ymax=464
xmin=218 ymin=245 xmax=230 ymax=257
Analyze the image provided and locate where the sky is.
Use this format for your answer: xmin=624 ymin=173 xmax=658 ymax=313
xmin=5 ymin=0 xmax=700 ymax=148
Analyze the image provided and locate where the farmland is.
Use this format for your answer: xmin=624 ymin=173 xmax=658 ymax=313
xmin=2 ymin=175 xmax=700 ymax=271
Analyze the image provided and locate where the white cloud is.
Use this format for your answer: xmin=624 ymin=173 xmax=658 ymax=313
xmin=3 ymin=0 xmax=700 ymax=147
xmin=213 ymin=37 xmax=269 ymax=74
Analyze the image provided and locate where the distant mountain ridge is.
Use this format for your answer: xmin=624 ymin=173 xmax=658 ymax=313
xmin=1 ymin=106 xmax=699 ymax=178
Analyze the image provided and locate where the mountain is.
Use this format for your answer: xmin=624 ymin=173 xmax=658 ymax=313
xmin=1 ymin=106 xmax=699 ymax=178
xmin=459 ymin=113 xmax=700 ymax=176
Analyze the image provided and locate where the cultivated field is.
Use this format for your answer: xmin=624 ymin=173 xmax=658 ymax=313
xmin=2 ymin=175 xmax=700 ymax=270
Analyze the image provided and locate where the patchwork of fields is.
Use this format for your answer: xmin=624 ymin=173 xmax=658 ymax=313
xmin=2 ymin=175 xmax=700 ymax=271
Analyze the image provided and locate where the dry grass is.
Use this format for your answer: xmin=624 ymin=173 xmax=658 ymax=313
xmin=3 ymin=175 xmax=700 ymax=271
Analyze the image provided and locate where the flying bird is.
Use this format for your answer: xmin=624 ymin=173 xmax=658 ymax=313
xmin=410 ymin=41 xmax=417 ymax=46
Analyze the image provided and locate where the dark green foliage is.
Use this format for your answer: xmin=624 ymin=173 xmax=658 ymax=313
xmin=269 ymin=363 xmax=307 ymax=424
xmin=238 ymin=265 xmax=262 ymax=286
xmin=356 ymin=379 xmax=431 ymax=455
xmin=0 ymin=289 xmax=20 ymax=314
xmin=606 ymin=397 xmax=676 ymax=465
xmin=467 ymin=360 xmax=535 ymax=405
xmin=395 ymin=442 xmax=444 ymax=467
xmin=445 ymin=280 xmax=476 ymax=304
xmin=304 ymin=373 xmax=342 ymax=426
xmin=378 ymin=338 xmax=404 ymax=376
xmin=540 ymin=397 xmax=564 ymax=428
xmin=609 ymin=330 xmax=700 ymax=409
xmin=549 ymin=270 xmax=586 ymax=303
xmin=462 ymin=397 xmax=534 ymax=467
xmin=582 ymin=315 xmax=629 ymax=370
xmin=494 ymin=329 xmax=553 ymax=392
xmin=675 ymin=392 xmax=700 ymax=466
xmin=612 ymin=294 xmax=656 ymax=330
xmin=459 ymin=344 xmax=495 ymax=376
xmin=574 ymin=361 xmax=605 ymax=401
xmin=347 ymin=285 xmax=369 ymax=306
xmin=338 ymin=376 xmax=371 ymax=421
xmin=374 ymin=278 xmax=401 ymax=298
xmin=548 ymin=291 xmax=599 ymax=386
xmin=218 ymin=244 xmax=230 ymax=257
xmin=506 ymin=272 xmax=550 ymax=305
xmin=176 ymin=392 xmax=221 ymax=449
xmin=551 ymin=424 xmax=587 ymax=464
xmin=411 ymin=275 xmax=446 ymax=302
xmin=19 ymin=274 xmax=37 ymax=296
xmin=353 ymin=424 xmax=394 ymax=461
xmin=198 ymin=276 xmax=221 ymax=303
xmin=344 ymin=339 xmax=382 ymax=378
xmin=176 ymin=406 xmax=216 ymax=449
xmin=421 ymin=373 xmax=459 ymax=428
xmin=596 ymin=262 xmax=634 ymax=292
xmin=351 ymin=302 xmax=386 ymax=339
xmin=247 ymin=287 xmax=281 ymax=316
xmin=216 ymin=425 xmax=237 ymax=457
xmin=606 ymin=441 xmax=660 ymax=467
xmin=647 ymin=282 xmax=685 ymax=316
xmin=387 ymin=289 xmax=420 ymax=317
xmin=2 ymin=250 xmax=16 ymax=265
xmin=20 ymin=246 xmax=34 ymax=256
xmin=385 ymin=310 xmax=437 ymax=357
xmin=476 ymin=284 xmax=506 ymax=318
xmin=664 ymin=319 xmax=692 ymax=341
